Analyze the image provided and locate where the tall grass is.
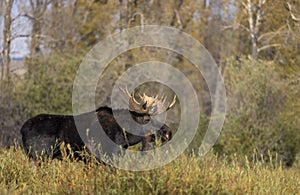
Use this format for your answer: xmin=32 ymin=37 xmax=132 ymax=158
xmin=0 ymin=147 xmax=299 ymax=194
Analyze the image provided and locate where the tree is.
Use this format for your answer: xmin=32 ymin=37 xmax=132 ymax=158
xmin=1 ymin=0 xmax=13 ymax=82
xmin=75 ymin=0 xmax=118 ymax=48
xmin=24 ymin=0 xmax=48 ymax=57
xmin=232 ymin=0 xmax=299 ymax=63
xmin=243 ymin=0 xmax=266 ymax=59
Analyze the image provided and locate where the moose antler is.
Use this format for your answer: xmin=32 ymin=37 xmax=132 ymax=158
xmin=119 ymin=86 xmax=148 ymax=113
xmin=119 ymin=86 xmax=176 ymax=115
xmin=139 ymin=93 xmax=176 ymax=115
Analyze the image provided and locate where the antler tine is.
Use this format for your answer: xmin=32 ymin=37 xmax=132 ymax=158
xmin=161 ymin=94 xmax=166 ymax=104
xmin=119 ymin=87 xmax=130 ymax=102
xmin=130 ymin=89 xmax=141 ymax=106
xmin=138 ymin=93 xmax=143 ymax=99
xmin=119 ymin=86 xmax=131 ymax=100
xmin=125 ymin=86 xmax=131 ymax=98
xmin=120 ymin=86 xmax=142 ymax=111
xmin=150 ymin=94 xmax=177 ymax=115
xmin=165 ymin=95 xmax=176 ymax=111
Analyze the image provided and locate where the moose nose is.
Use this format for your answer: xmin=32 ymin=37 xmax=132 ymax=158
xmin=165 ymin=131 xmax=172 ymax=141
xmin=144 ymin=115 xmax=151 ymax=123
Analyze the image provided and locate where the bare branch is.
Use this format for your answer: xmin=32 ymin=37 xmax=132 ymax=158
xmin=258 ymin=26 xmax=287 ymax=42
xmin=11 ymin=13 xmax=22 ymax=23
xmin=9 ymin=34 xmax=30 ymax=41
xmin=285 ymin=2 xmax=300 ymax=22
xmin=128 ymin=12 xmax=144 ymax=31
xmin=22 ymin=13 xmax=39 ymax=21
xmin=174 ymin=9 xmax=183 ymax=29
xmin=238 ymin=24 xmax=250 ymax=32
xmin=258 ymin=44 xmax=281 ymax=53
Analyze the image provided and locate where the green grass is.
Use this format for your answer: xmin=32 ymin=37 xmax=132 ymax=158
xmin=0 ymin=147 xmax=299 ymax=194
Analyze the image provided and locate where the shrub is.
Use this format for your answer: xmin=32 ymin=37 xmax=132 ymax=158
xmin=216 ymin=57 xmax=300 ymax=166
xmin=16 ymin=52 xmax=82 ymax=116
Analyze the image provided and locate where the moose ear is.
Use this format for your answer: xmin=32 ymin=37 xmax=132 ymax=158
xmin=142 ymin=102 xmax=147 ymax=110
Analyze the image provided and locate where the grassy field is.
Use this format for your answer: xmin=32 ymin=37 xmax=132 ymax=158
xmin=0 ymin=147 xmax=299 ymax=194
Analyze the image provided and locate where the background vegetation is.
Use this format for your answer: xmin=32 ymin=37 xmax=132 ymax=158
xmin=0 ymin=0 xmax=299 ymax=193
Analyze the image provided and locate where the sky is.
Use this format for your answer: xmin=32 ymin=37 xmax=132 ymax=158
xmin=0 ymin=1 xmax=30 ymax=58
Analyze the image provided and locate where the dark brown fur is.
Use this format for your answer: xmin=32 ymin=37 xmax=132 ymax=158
xmin=20 ymin=106 xmax=172 ymax=161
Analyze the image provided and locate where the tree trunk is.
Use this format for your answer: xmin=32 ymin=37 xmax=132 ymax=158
xmin=1 ymin=0 xmax=13 ymax=82
xmin=244 ymin=0 xmax=266 ymax=60
xmin=51 ymin=0 xmax=64 ymax=52
xmin=119 ymin=0 xmax=128 ymax=31
xmin=28 ymin=0 xmax=48 ymax=57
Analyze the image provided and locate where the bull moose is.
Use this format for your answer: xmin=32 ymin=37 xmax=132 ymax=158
xmin=20 ymin=88 xmax=176 ymax=162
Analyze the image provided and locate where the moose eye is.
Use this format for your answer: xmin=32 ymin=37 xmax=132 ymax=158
xmin=142 ymin=102 xmax=147 ymax=110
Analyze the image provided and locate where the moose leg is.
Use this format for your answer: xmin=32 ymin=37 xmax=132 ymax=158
xmin=141 ymin=133 xmax=152 ymax=151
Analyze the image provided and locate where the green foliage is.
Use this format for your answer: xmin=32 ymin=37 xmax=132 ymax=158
xmin=217 ymin=57 xmax=300 ymax=166
xmin=184 ymin=115 xmax=210 ymax=155
xmin=0 ymin=148 xmax=299 ymax=194
xmin=15 ymin=53 xmax=82 ymax=116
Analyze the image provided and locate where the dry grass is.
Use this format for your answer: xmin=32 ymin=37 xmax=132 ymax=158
xmin=0 ymin=147 xmax=299 ymax=194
